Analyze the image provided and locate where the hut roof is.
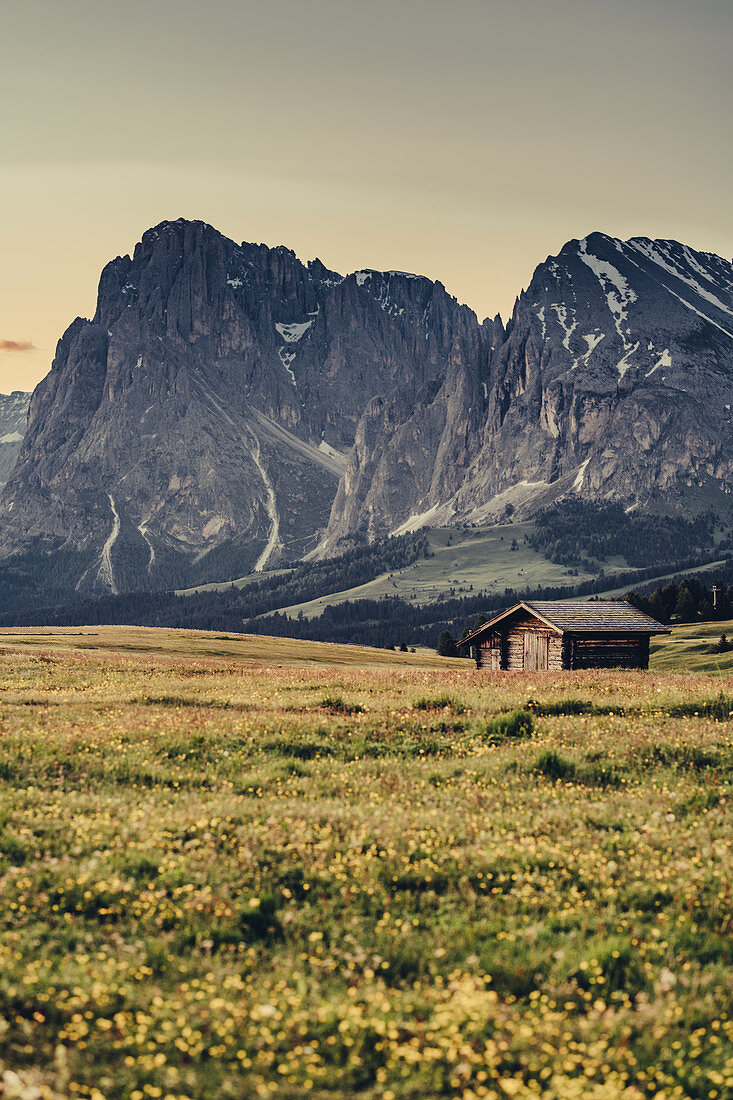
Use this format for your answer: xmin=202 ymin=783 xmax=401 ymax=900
xmin=462 ymin=600 xmax=669 ymax=644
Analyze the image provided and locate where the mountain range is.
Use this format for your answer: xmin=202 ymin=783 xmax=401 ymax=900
xmin=1 ymin=219 xmax=732 ymax=596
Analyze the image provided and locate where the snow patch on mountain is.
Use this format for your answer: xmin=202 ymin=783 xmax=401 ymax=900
xmin=275 ymin=319 xmax=314 ymax=344
xmin=579 ymin=332 xmax=605 ymax=370
xmin=634 ymin=265 xmax=733 ymax=343
xmin=137 ymin=522 xmax=156 ymax=572
xmin=249 ymin=434 xmax=280 ymax=572
xmin=98 ymin=495 xmax=120 ymax=594
xmin=578 ymin=239 xmax=638 ymax=375
xmin=630 ymin=239 xmax=733 ymax=322
xmin=573 ymin=458 xmax=591 ymax=491
xmin=551 ymin=304 xmax=578 ymax=352
xmin=646 ymin=349 xmax=672 ymax=377
xmin=278 ymin=348 xmax=297 ymax=386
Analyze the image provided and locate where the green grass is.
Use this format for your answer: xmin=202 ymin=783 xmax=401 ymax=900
xmin=179 ymin=521 xmax=727 ymax=626
xmin=255 ymin=524 xmax=603 ymax=617
xmin=0 ymin=625 xmax=465 ymax=669
xmin=178 ymin=523 xmax=591 ymax=608
xmin=0 ymin=629 xmax=731 ymax=1099
xmin=651 ymin=617 xmax=733 ymax=672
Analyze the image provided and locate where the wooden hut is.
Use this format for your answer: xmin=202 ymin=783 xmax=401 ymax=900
xmin=462 ymin=600 xmax=669 ymax=671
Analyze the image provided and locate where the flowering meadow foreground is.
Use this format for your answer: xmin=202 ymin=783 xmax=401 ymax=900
xmin=0 ymin=628 xmax=731 ymax=1100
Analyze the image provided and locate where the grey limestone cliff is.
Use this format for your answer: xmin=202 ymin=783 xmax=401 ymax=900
xmin=0 ymin=391 xmax=30 ymax=490
xmin=0 ymin=220 xmax=479 ymax=592
xmin=320 ymin=232 xmax=733 ymax=549
xmin=3 ymin=222 xmax=733 ymax=595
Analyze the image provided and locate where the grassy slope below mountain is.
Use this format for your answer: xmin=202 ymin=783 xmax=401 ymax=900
xmin=2 ymin=508 xmax=727 ymax=656
xmin=0 ymin=625 xmax=462 ymax=670
xmin=250 ymin=524 xmax=632 ymax=621
xmin=599 ymin=558 xmax=729 ymax=600
xmin=0 ymin=617 xmax=728 ymax=675
xmin=651 ymin=618 xmax=733 ymax=673
xmin=0 ymin=619 xmax=726 ymax=674
xmin=252 ymin=504 xmax=726 ymax=621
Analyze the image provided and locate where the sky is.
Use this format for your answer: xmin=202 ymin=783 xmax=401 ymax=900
xmin=1 ymin=0 xmax=731 ymax=393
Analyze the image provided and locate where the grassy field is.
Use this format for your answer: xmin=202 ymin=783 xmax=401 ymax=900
xmin=1 ymin=628 xmax=732 ymax=1100
xmin=651 ymin=619 xmax=733 ymax=674
xmin=177 ymin=525 xmax=603 ymax=612
xmin=0 ymin=627 xmax=463 ymax=670
xmin=255 ymin=526 xmax=603 ymax=619
xmin=179 ymin=524 xmax=725 ymax=622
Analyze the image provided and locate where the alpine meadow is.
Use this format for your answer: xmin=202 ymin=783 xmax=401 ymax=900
xmin=3 ymin=1 xmax=733 ymax=1098
xmin=0 ymin=628 xmax=731 ymax=1099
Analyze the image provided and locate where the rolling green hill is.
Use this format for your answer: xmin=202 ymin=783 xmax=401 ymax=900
xmin=180 ymin=517 xmax=724 ymax=624
xmin=186 ymin=523 xmax=602 ymax=619
xmin=178 ymin=523 xmax=598 ymax=605
xmin=651 ymin=618 xmax=733 ymax=673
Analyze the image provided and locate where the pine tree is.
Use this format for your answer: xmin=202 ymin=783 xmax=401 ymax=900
xmin=437 ymin=631 xmax=458 ymax=658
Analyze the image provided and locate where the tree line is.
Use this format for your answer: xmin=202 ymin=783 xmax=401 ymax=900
xmin=627 ymin=568 xmax=733 ymax=624
xmin=528 ymin=500 xmax=717 ymax=571
xmin=2 ymin=514 xmax=730 ymax=654
xmin=0 ymin=533 xmax=430 ymax=629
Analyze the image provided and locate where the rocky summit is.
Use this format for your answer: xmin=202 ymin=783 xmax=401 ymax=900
xmin=322 ymin=233 xmax=733 ymax=549
xmin=1 ymin=222 xmax=732 ymax=594
xmin=0 ymin=220 xmax=480 ymax=593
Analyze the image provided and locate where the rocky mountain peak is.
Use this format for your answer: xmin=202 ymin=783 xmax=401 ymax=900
xmin=0 ymin=220 xmax=480 ymax=593
xmin=2 ymin=222 xmax=733 ymax=596
xmin=319 ymin=231 xmax=733 ymax=549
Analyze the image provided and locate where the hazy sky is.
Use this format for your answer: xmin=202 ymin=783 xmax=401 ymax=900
xmin=1 ymin=0 xmax=731 ymax=392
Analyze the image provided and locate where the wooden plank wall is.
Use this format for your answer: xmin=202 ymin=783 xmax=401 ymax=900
xmin=475 ymin=619 xmax=652 ymax=671
xmin=477 ymin=613 xmax=565 ymax=670
xmin=548 ymin=634 xmax=564 ymax=670
xmin=507 ymin=629 xmax=525 ymax=669
xmin=505 ymin=613 xmax=563 ymax=671
xmin=477 ymin=634 xmax=503 ymax=670
xmin=505 ymin=629 xmax=564 ymax=670
xmin=568 ymin=635 xmax=649 ymax=669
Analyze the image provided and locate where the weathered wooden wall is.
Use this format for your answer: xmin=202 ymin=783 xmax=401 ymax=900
xmin=476 ymin=613 xmax=563 ymax=670
xmin=504 ymin=612 xmax=563 ymax=671
xmin=476 ymin=633 xmax=503 ymax=670
xmin=473 ymin=616 xmax=652 ymax=671
xmin=567 ymin=634 xmax=650 ymax=670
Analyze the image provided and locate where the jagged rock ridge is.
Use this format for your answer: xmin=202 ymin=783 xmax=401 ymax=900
xmin=320 ymin=232 xmax=733 ymax=550
xmin=0 ymin=220 xmax=481 ymax=593
xmin=2 ymin=223 xmax=733 ymax=595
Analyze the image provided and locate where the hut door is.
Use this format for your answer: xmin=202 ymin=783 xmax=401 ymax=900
xmin=524 ymin=632 xmax=549 ymax=670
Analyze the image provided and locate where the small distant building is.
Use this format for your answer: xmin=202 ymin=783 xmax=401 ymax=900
xmin=462 ymin=600 xmax=669 ymax=671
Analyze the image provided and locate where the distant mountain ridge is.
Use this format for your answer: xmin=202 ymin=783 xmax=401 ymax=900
xmin=0 ymin=220 xmax=482 ymax=592
xmin=1 ymin=221 xmax=732 ymax=595
xmin=0 ymin=391 xmax=31 ymax=490
xmin=322 ymin=233 xmax=733 ymax=549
